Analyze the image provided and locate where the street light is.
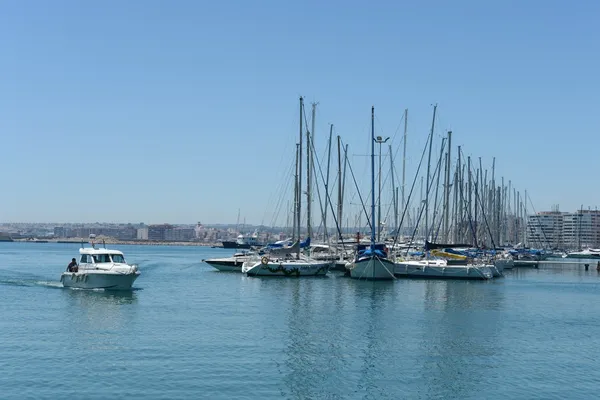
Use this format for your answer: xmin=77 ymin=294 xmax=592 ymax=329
xmin=375 ymin=136 xmax=390 ymax=241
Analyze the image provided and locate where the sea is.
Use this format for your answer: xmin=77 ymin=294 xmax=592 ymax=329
xmin=1 ymin=242 xmax=600 ymax=399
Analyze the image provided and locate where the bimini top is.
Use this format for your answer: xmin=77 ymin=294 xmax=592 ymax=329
xmin=79 ymin=247 xmax=125 ymax=257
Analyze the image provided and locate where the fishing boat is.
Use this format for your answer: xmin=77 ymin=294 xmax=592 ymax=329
xmin=346 ymin=107 xmax=396 ymax=280
xmin=60 ymin=245 xmax=140 ymax=290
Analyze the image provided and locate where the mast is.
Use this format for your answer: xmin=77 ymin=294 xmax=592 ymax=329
xmin=297 ymin=97 xmax=303 ymax=258
xmin=431 ymin=137 xmax=446 ymax=242
xmin=324 ymin=124 xmax=333 ymax=241
xmin=389 ymin=144 xmax=397 ymax=236
xmin=402 ymin=109 xmax=408 ymax=236
xmin=491 ymin=157 xmax=496 ymax=245
xmin=376 ymin=136 xmax=389 ymax=241
xmin=307 ymin=102 xmax=315 ymax=241
xmin=337 ymin=136 xmax=343 ymax=240
xmin=456 ymin=146 xmax=462 ymax=242
xmin=371 ymin=106 xmax=376 ymax=248
xmin=467 ymin=156 xmax=472 ymax=244
xmin=293 ymin=143 xmax=299 ymax=241
xmin=425 ymin=104 xmax=437 ymax=242
xmin=342 ymin=144 xmax=349 ymax=237
xmin=524 ymin=189 xmax=528 ymax=247
xmin=444 ymin=131 xmax=452 ymax=242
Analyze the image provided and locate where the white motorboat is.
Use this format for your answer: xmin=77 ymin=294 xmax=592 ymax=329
xmin=565 ymin=249 xmax=600 ymax=260
xmin=203 ymin=251 xmax=253 ymax=272
xmin=60 ymin=246 xmax=140 ymax=290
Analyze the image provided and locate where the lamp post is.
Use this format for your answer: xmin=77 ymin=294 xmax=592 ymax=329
xmin=375 ymin=136 xmax=390 ymax=241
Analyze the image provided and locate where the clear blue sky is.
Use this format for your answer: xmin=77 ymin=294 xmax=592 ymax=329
xmin=1 ymin=0 xmax=598 ymax=225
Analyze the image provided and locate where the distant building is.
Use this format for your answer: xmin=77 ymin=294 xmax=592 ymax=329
xmin=527 ymin=209 xmax=600 ymax=249
xmin=148 ymin=224 xmax=173 ymax=241
xmin=562 ymin=210 xmax=600 ymax=249
xmin=527 ymin=211 xmax=565 ymax=249
xmin=137 ymin=227 xmax=149 ymax=240
xmin=54 ymin=227 xmax=66 ymax=238
xmin=165 ymin=227 xmax=195 ymax=242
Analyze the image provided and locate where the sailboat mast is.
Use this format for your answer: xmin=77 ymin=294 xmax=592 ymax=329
xmin=425 ymin=104 xmax=437 ymax=242
xmin=389 ymin=144 xmax=397 ymax=236
xmin=307 ymin=102 xmax=316 ymax=241
xmin=402 ymin=109 xmax=408 ymax=236
xmin=324 ymin=124 xmax=333 ymax=241
xmin=293 ymin=143 xmax=299 ymax=241
xmin=371 ymin=106 xmax=376 ymax=248
xmin=337 ymin=136 xmax=343 ymax=240
xmin=444 ymin=131 xmax=451 ymax=242
xmin=297 ymin=97 xmax=303 ymax=258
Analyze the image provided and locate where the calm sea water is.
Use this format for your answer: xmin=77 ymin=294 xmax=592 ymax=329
xmin=1 ymin=242 xmax=600 ymax=399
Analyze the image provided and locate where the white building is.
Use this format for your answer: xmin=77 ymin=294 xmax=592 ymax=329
xmin=137 ymin=227 xmax=149 ymax=240
xmin=527 ymin=211 xmax=565 ymax=249
xmin=527 ymin=209 xmax=600 ymax=249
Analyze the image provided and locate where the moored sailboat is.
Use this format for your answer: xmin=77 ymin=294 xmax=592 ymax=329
xmin=347 ymin=106 xmax=395 ymax=280
xmin=242 ymin=97 xmax=332 ymax=277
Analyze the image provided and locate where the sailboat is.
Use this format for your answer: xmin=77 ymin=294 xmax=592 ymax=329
xmin=242 ymin=97 xmax=332 ymax=277
xmin=346 ymin=106 xmax=396 ymax=280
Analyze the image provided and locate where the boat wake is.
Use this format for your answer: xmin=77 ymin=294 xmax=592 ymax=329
xmin=0 ymin=278 xmax=63 ymax=289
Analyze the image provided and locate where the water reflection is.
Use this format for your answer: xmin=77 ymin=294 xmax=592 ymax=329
xmin=353 ymin=282 xmax=398 ymax=400
xmin=278 ymin=276 xmax=368 ymax=399
xmin=419 ymin=280 xmax=504 ymax=399
xmin=62 ymin=289 xmax=138 ymax=332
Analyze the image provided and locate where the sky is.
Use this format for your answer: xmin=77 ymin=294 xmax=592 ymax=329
xmin=1 ymin=0 xmax=599 ymax=225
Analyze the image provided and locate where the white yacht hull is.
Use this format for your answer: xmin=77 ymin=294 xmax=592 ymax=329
xmin=60 ymin=271 xmax=140 ymax=290
xmin=495 ymin=258 xmax=514 ymax=270
xmin=348 ymin=257 xmax=396 ymax=280
xmin=394 ymin=260 xmax=494 ymax=280
xmin=243 ymin=259 xmax=331 ymax=277
xmin=203 ymin=257 xmax=249 ymax=272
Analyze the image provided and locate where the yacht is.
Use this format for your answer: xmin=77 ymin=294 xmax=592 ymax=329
xmin=345 ymin=107 xmax=395 ymax=280
xmin=203 ymin=251 xmax=254 ymax=272
xmin=242 ymin=240 xmax=331 ymax=277
xmin=394 ymin=258 xmax=494 ymax=280
xmin=221 ymin=233 xmax=264 ymax=249
xmin=60 ymin=245 xmax=140 ymax=290
xmin=565 ymin=248 xmax=600 ymax=260
xmin=242 ymin=254 xmax=331 ymax=277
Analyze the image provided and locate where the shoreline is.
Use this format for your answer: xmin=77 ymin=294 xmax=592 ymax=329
xmin=9 ymin=239 xmax=223 ymax=247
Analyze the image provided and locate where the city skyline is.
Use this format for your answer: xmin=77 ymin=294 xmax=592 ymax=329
xmin=1 ymin=1 xmax=599 ymax=224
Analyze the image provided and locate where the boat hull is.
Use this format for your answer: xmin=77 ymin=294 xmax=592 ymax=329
xmin=222 ymin=241 xmax=252 ymax=249
xmin=203 ymin=257 xmax=248 ymax=272
xmin=394 ymin=261 xmax=493 ymax=280
xmin=348 ymin=257 xmax=396 ymax=280
xmin=60 ymin=271 xmax=140 ymax=290
xmin=243 ymin=260 xmax=331 ymax=277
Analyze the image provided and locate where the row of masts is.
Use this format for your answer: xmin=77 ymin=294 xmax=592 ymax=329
xmin=287 ymin=98 xmax=530 ymax=249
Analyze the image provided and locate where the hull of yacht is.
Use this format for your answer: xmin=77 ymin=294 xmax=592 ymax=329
xmin=60 ymin=271 xmax=140 ymax=290
xmin=203 ymin=256 xmax=249 ymax=272
xmin=394 ymin=260 xmax=494 ymax=280
xmin=494 ymin=258 xmax=513 ymax=271
xmin=565 ymin=252 xmax=600 ymax=260
xmin=222 ymin=241 xmax=255 ymax=249
xmin=348 ymin=256 xmax=396 ymax=280
xmin=242 ymin=259 xmax=331 ymax=277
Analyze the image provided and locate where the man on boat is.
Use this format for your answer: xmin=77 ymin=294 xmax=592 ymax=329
xmin=67 ymin=258 xmax=78 ymax=273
